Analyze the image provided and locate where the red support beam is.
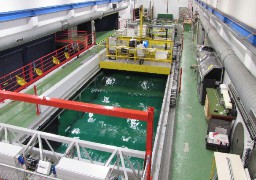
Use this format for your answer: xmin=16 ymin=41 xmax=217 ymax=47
xmin=146 ymin=107 xmax=154 ymax=180
xmin=0 ymin=90 xmax=154 ymax=178
xmin=0 ymin=90 xmax=149 ymax=121
xmin=33 ymin=85 xmax=40 ymax=116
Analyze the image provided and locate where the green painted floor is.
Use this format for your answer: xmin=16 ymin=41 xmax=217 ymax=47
xmin=96 ymin=30 xmax=114 ymax=44
xmin=0 ymin=31 xmax=114 ymax=127
xmin=170 ymin=32 xmax=213 ymax=179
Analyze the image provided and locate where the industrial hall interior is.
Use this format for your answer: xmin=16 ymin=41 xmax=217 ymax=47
xmin=0 ymin=0 xmax=256 ymax=179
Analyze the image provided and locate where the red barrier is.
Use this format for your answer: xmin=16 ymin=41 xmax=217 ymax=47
xmin=0 ymin=90 xmax=154 ymax=179
xmin=0 ymin=33 xmax=95 ymax=94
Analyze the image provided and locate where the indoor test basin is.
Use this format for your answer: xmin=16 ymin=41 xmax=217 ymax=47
xmin=41 ymin=70 xmax=167 ymax=166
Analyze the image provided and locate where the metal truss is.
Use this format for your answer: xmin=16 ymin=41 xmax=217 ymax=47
xmin=0 ymin=123 xmax=146 ymax=180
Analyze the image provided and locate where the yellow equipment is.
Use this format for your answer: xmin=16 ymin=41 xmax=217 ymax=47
xmin=52 ymin=56 xmax=60 ymax=65
xmin=16 ymin=75 xmax=27 ymax=86
xmin=100 ymin=4 xmax=174 ymax=75
xmin=64 ymin=52 xmax=70 ymax=59
xmin=105 ymin=37 xmax=173 ymax=63
xmin=140 ymin=5 xmax=143 ymax=38
xmin=35 ymin=68 xmax=43 ymax=76
xmin=100 ymin=36 xmax=174 ymax=75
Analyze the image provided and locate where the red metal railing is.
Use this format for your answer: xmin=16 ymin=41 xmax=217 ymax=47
xmin=0 ymin=33 xmax=95 ymax=94
xmin=0 ymin=90 xmax=154 ymax=180
xmin=55 ymin=30 xmax=88 ymax=43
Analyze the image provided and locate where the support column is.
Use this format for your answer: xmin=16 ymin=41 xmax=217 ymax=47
xmin=68 ymin=26 xmax=78 ymax=40
xmin=91 ymin=20 xmax=95 ymax=44
xmin=146 ymin=107 xmax=154 ymax=180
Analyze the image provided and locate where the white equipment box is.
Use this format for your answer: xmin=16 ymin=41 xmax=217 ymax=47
xmin=155 ymin=51 xmax=168 ymax=60
xmin=37 ymin=160 xmax=51 ymax=175
xmin=56 ymin=157 xmax=111 ymax=180
xmin=213 ymin=152 xmax=248 ymax=180
xmin=0 ymin=142 xmax=23 ymax=166
xmin=108 ymin=37 xmax=117 ymax=51
xmin=220 ymin=84 xmax=232 ymax=109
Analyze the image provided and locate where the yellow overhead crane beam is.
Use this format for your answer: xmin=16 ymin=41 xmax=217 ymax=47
xmin=99 ymin=36 xmax=173 ymax=75
xmin=100 ymin=61 xmax=171 ymax=75
xmin=105 ymin=36 xmax=173 ymax=63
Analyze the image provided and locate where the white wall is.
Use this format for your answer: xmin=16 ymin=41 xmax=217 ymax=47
xmin=119 ymin=0 xmax=134 ymax=19
xmin=200 ymin=0 xmax=256 ymax=30
xmin=203 ymin=0 xmax=217 ymax=8
xmin=136 ymin=0 xmax=189 ymax=19
xmin=0 ymin=0 xmax=96 ymax=12
xmin=217 ymin=0 xmax=256 ymax=29
xmin=0 ymin=1 xmax=125 ymax=37
xmin=202 ymin=5 xmax=256 ymax=78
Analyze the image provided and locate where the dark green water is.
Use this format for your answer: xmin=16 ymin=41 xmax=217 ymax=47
xmin=56 ymin=70 xmax=167 ymax=164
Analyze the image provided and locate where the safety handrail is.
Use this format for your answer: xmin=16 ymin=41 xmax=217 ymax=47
xmin=55 ymin=30 xmax=88 ymax=43
xmin=0 ymin=90 xmax=154 ymax=180
xmin=0 ymin=33 xmax=95 ymax=94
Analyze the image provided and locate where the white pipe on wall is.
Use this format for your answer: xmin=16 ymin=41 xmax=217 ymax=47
xmin=0 ymin=5 xmax=128 ymax=51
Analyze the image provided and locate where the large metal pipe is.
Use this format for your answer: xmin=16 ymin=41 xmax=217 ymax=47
xmin=198 ymin=8 xmax=256 ymax=114
xmin=0 ymin=6 xmax=128 ymax=51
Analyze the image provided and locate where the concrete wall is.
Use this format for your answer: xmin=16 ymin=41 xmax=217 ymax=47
xmin=201 ymin=0 xmax=256 ymax=30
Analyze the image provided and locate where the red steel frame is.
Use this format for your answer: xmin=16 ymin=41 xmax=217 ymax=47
xmin=33 ymin=85 xmax=40 ymax=115
xmin=0 ymin=33 xmax=95 ymax=94
xmin=0 ymin=90 xmax=154 ymax=179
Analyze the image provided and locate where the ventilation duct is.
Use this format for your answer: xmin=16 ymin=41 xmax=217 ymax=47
xmin=198 ymin=8 xmax=256 ymax=116
xmin=0 ymin=6 xmax=128 ymax=51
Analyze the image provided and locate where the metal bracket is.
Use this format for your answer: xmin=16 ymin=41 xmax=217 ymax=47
xmin=61 ymin=19 xmax=69 ymax=30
